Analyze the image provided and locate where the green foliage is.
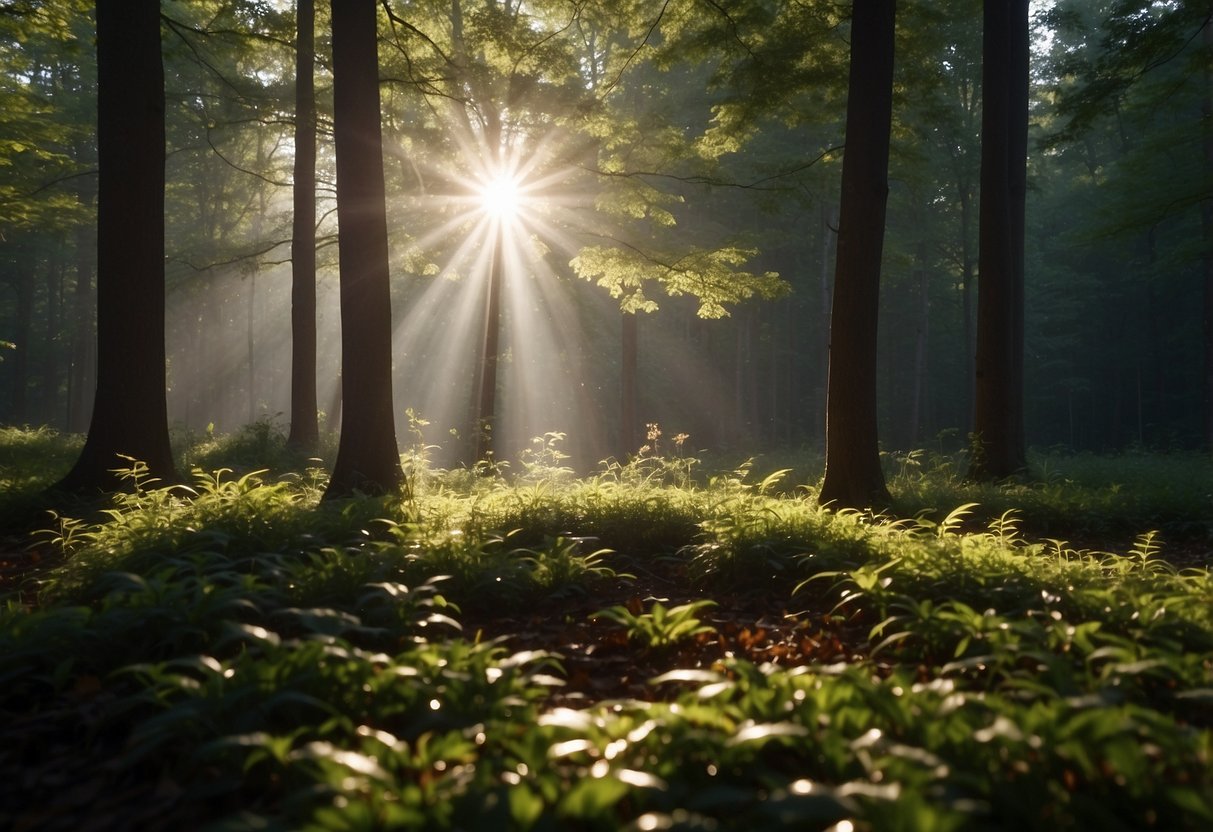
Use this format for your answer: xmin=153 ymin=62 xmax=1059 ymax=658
xmin=591 ymin=599 xmax=717 ymax=650
xmin=178 ymin=417 xmax=334 ymax=476
xmin=0 ymin=429 xmax=1211 ymax=829
xmin=0 ymin=425 xmax=80 ymax=491
xmin=571 ymin=242 xmax=787 ymax=319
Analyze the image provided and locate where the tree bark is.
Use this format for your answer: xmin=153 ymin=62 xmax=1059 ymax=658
xmin=620 ymin=310 xmax=638 ymax=456
xmin=246 ymin=271 xmax=256 ymax=425
xmin=819 ymin=0 xmax=896 ymax=509
xmin=817 ymin=204 xmax=835 ymax=450
xmin=324 ymin=0 xmax=403 ymax=498
xmin=56 ymin=0 xmax=176 ymax=492
xmin=958 ymin=177 xmax=974 ymax=436
xmin=1202 ymin=17 xmax=1213 ymax=451
xmin=42 ymin=247 xmax=63 ymax=425
xmin=12 ymin=266 xmax=31 ymax=425
xmin=288 ymin=0 xmax=320 ymax=452
xmin=969 ymin=0 xmax=1029 ymax=479
xmin=473 ymin=222 xmax=504 ymax=465
xmin=910 ymin=243 xmax=930 ymax=445
xmin=67 ymin=178 xmax=95 ymax=434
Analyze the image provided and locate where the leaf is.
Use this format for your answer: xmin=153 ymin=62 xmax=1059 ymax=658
xmin=558 ymin=776 xmax=629 ymax=818
xmin=1174 ymin=688 xmax=1213 ymax=703
xmin=289 ymin=741 xmax=390 ymax=781
xmin=1165 ymin=786 xmax=1213 ymax=821
xmin=649 ymin=669 xmax=726 ymax=685
xmin=615 ymin=769 xmax=667 ymax=790
xmin=937 ymin=503 xmax=980 ymax=535
xmin=509 ymin=783 xmax=545 ymax=827
xmin=538 ymin=708 xmax=596 ymax=730
xmin=728 ymin=721 xmax=809 ymax=745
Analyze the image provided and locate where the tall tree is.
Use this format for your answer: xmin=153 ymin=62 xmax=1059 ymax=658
xmin=969 ymin=0 xmax=1029 ymax=479
xmin=819 ymin=0 xmax=897 ymax=509
xmin=287 ymin=0 xmax=319 ymax=452
xmin=620 ymin=310 xmax=638 ymax=456
xmin=56 ymin=0 xmax=176 ymax=491
xmin=1203 ymin=16 xmax=1213 ymax=452
xmin=323 ymin=0 xmax=402 ymax=498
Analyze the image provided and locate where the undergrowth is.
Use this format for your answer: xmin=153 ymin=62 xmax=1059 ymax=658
xmin=0 ymin=428 xmax=1210 ymax=830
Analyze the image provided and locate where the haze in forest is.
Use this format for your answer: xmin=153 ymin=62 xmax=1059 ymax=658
xmin=1 ymin=0 xmax=1209 ymax=477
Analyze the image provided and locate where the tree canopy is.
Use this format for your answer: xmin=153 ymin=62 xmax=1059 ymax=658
xmin=1 ymin=0 xmax=1211 ymax=474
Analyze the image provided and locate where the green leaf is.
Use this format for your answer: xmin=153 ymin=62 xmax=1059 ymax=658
xmin=509 ymin=782 xmax=545 ymax=827
xmin=558 ymin=776 xmax=629 ymax=819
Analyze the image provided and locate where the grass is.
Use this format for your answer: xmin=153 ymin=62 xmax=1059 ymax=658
xmin=0 ymin=426 xmax=1210 ymax=830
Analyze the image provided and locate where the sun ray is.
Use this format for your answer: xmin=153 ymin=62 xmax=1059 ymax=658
xmin=382 ymin=108 xmax=611 ymax=466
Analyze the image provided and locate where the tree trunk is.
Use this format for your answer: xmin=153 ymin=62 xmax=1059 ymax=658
xmin=56 ymin=0 xmax=176 ymax=492
xmin=910 ymin=244 xmax=930 ymax=445
xmin=958 ymin=177 xmax=974 ymax=436
xmin=288 ymin=0 xmax=320 ymax=452
xmin=620 ymin=310 xmax=638 ymax=457
xmin=473 ymin=222 xmax=504 ymax=465
xmin=324 ymin=0 xmax=403 ymax=498
xmin=734 ymin=307 xmax=753 ymax=441
xmin=12 ymin=268 xmax=31 ymax=425
xmin=246 ymin=271 xmax=256 ymax=425
xmin=817 ymin=204 xmax=835 ymax=450
xmin=67 ymin=179 xmax=95 ymax=434
xmin=42 ymin=248 xmax=63 ymax=425
xmin=819 ymin=0 xmax=896 ymax=510
xmin=1202 ymin=17 xmax=1213 ymax=450
xmin=969 ymin=0 xmax=1029 ymax=480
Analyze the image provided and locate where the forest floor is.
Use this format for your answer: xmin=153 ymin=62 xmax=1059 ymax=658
xmin=1 ymin=428 xmax=1211 ymax=830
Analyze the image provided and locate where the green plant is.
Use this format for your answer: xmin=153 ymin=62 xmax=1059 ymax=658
xmin=517 ymin=431 xmax=575 ymax=483
xmin=591 ymin=599 xmax=717 ymax=650
xmin=3 ymin=428 xmax=1213 ymax=831
xmin=599 ymin=423 xmax=700 ymax=488
xmin=516 ymin=536 xmax=630 ymax=598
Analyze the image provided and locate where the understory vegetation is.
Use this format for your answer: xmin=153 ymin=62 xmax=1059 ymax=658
xmin=1 ymin=426 xmax=1211 ymax=830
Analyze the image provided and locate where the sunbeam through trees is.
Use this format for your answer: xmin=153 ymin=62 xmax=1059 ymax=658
xmin=2 ymin=2 xmax=1213 ymax=826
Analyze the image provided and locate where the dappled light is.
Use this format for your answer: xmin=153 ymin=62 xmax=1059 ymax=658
xmin=2 ymin=432 xmax=1212 ymax=829
xmin=3 ymin=0 xmax=1213 ymax=828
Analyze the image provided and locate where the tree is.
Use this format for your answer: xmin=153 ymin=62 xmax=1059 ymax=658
xmin=323 ymin=0 xmax=402 ymax=498
xmin=1037 ymin=1 xmax=1213 ymax=450
xmin=0 ymin=2 xmax=96 ymax=430
xmin=1204 ymin=15 xmax=1213 ymax=452
xmin=818 ymin=1 xmax=897 ymax=509
xmin=287 ymin=0 xmax=319 ymax=452
xmin=969 ymin=0 xmax=1028 ymax=479
xmin=56 ymin=0 xmax=177 ymax=492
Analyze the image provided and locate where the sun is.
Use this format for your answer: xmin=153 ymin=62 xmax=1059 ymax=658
xmin=478 ymin=172 xmax=522 ymax=219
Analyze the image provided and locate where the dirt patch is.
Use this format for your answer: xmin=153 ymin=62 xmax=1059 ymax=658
xmin=460 ymin=554 xmax=872 ymax=708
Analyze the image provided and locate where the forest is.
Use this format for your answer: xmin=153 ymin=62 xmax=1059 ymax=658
xmin=1 ymin=1 xmax=1212 ymax=830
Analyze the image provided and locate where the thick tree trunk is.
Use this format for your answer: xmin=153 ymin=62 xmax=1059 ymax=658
xmin=288 ymin=0 xmax=320 ymax=452
xmin=56 ymin=0 xmax=176 ymax=492
xmin=819 ymin=0 xmax=896 ymax=509
xmin=324 ymin=0 xmax=403 ymax=498
xmin=969 ymin=0 xmax=1029 ymax=480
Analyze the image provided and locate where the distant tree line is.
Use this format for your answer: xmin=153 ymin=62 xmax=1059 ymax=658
xmin=0 ymin=0 xmax=1209 ymax=505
